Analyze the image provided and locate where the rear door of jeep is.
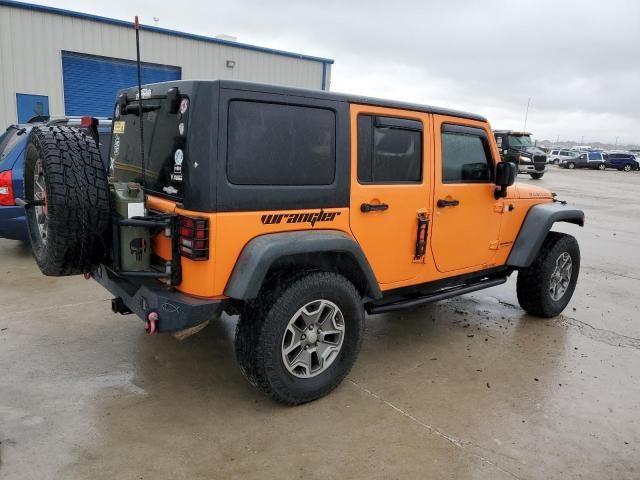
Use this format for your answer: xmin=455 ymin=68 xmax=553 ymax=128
xmin=348 ymin=105 xmax=432 ymax=287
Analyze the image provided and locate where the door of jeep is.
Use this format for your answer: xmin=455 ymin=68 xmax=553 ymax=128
xmin=430 ymin=116 xmax=502 ymax=273
xmin=349 ymin=105 xmax=431 ymax=285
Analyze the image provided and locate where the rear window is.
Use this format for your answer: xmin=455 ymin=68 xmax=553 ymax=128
xmin=0 ymin=129 xmax=23 ymax=164
xmin=111 ymin=96 xmax=188 ymax=198
xmin=227 ymin=101 xmax=335 ymax=186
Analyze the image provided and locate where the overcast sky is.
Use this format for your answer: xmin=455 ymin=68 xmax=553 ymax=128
xmin=26 ymin=0 xmax=640 ymax=145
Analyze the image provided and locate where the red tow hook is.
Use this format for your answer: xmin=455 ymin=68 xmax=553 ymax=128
xmin=83 ymin=272 xmax=92 ymax=280
xmin=145 ymin=311 xmax=159 ymax=335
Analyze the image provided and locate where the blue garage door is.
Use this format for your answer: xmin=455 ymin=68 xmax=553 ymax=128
xmin=62 ymin=51 xmax=181 ymax=118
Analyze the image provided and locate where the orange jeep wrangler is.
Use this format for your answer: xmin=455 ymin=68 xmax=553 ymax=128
xmin=22 ymin=80 xmax=584 ymax=404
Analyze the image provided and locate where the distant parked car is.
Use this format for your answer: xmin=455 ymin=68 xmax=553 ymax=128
xmin=548 ymin=149 xmax=578 ymax=165
xmin=560 ymin=152 xmax=606 ymax=170
xmin=0 ymin=117 xmax=111 ymax=242
xmin=605 ymin=152 xmax=639 ymax=172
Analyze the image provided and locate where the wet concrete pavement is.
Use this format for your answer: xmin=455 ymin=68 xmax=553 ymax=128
xmin=1 ymin=167 xmax=639 ymax=479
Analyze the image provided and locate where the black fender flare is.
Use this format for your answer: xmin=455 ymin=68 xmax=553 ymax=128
xmin=224 ymin=230 xmax=382 ymax=300
xmin=507 ymin=202 xmax=585 ymax=268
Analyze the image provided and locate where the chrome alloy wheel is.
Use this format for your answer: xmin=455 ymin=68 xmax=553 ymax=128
xmin=281 ymin=299 xmax=345 ymax=378
xmin=549 ymin=252 xmax=572 ymax=301
xmin=33 ymin=158 xmax=48 ymax=244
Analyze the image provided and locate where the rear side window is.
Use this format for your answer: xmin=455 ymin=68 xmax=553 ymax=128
xmin=357 ymin=115 xmax=422 ymax=183
xmin=441 ymin=125 xmax=493 ymax=183
xmin=588 ymin=153 xmax=601 ymax=161
xmin=227 ymin=101 xmax=335 ymax=186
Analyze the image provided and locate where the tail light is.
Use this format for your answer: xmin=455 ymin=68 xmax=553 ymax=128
xmin=178 ymin=215 xmax=209 ymax=260
xmin=0 ymin=170 xmax=15 ymax=206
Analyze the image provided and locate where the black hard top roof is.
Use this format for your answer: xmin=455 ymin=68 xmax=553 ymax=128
xmin=132 ymin=79 xmax=486 ymax=122
xmin=221 ymin=80 xmax=486 ymax=121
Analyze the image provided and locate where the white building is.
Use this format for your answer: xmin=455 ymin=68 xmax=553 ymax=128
xmin=0 ymin=0 xmax=333 ymax=126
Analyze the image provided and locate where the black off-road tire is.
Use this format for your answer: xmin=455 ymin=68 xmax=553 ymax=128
xmin=235 ymin=272 xmax=364 ymax=405
xmin=529 ymin=172 xmax=544 ymax=180
xmin=516 ymin=232 xmax=580 ymax=318
xmin=24 ymin=126 xmax=110 ymax=276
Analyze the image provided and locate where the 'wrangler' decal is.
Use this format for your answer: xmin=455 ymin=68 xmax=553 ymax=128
xmin=261 ymin=209 xmax=341 ymax=227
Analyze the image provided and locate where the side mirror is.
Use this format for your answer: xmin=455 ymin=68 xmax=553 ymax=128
xmin=494 ymin=161 xmax=516 ymax=198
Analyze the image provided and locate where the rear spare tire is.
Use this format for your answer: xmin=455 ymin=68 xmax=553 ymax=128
xmin=24 ymin=125 xmax=111 ymax=276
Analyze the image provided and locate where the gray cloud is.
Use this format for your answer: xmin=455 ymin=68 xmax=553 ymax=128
xmin=30 ymin=0 xmax=640 ymax=144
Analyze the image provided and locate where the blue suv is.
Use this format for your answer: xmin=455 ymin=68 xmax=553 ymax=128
xmin=0 ymin=118 xmax=111 ymax=242
xmin=605 ymin=152 xmax=639 ymax=172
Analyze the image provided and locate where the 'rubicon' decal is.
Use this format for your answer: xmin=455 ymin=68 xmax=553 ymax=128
xmin=261 ymin=209 xmax=341 ymax=227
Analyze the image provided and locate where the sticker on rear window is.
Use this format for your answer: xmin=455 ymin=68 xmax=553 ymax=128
xmin=113 ymin=121 xmax=125 ymax=134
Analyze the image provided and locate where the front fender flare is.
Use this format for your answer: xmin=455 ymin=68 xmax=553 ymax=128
xmin=224 ymin=230 xmax=382 ymax=300
xmin=507 ymin=202 xmax=585 ymax=268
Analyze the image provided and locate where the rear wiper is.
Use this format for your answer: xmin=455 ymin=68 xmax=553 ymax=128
xmin=124 ymin=103 xmax=161 ymax=115
xmin=6 ymin=125 xmax=27 ymax=135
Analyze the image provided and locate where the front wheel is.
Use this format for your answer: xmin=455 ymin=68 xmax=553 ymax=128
xmin=530 ymin=172 xmax=544 ymax=180
xmin=567 ymin=162 xmax=576 ymax=169
xmin=516 ymin=232 xmax=580 ymax=318
xmin=235 ymin=272 xmax=364 ymax=405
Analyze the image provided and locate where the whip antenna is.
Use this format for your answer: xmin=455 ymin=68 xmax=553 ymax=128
xmin=134 ymin=15 xmax=146 ymax=188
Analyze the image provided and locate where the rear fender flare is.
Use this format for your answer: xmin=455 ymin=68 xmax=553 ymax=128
xmin=224 ymin=230 xmax=382 ymax=300
xmin=507 ymin=202 xmax=585 ymax=268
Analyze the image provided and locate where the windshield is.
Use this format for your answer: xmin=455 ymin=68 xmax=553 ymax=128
xmin=508 ymin=135 xmax=534 ymax=147
xmin=110 ymin=97 xmax=189 ymax=199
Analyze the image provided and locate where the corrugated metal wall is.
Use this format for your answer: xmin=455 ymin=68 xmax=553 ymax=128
xmin=0 ymin=3 xmax=332 ymax=127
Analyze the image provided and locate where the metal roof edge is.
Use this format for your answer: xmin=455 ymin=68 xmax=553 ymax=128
xmin=0 ymin=0 xmax=335 ymax=65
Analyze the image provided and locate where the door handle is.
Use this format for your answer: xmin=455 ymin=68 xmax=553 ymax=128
xmin=361 ymin=203 xmax=389 ymax=213
xmin=437 ymin=199 xmax=460 ymax=208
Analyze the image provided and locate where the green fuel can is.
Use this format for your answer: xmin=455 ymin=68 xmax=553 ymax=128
xmin=110 ymin=182 xmax=150 ymax=272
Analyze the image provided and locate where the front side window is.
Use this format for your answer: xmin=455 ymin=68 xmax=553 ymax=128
xmin=357 ymin=115 xmax=422 ymax=183
xmin=227 ymin=101 xmax=335 ymax=186
xmin=441 ymin=125 xmax=493 ymax=183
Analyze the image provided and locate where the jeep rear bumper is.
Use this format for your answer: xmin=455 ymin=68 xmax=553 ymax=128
xmin=92 ymin=265 xmax=224 ymax=333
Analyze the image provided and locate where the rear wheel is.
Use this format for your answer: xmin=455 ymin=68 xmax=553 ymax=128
xmin=597 ymin=163 xmax=606 ymax=171
xmin=623 ymin=164 xmax=633 ymax=172
xmin=235 ymin=272 xmax=364 ymax=405
xmin=24 ymin=126 xmax=110 ymax=276
xmin=516 ymin=232 xmax=580 ymax=318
